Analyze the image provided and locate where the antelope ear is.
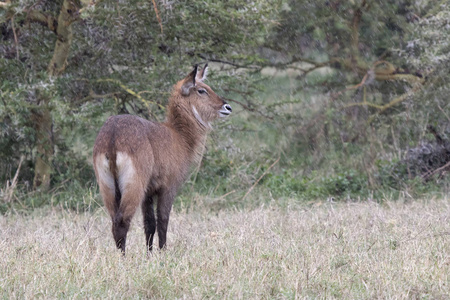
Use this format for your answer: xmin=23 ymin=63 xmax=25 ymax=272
xmin=181 ymin=65 xmax=198 ymax=96
xmin=196 ymin=64 xmax=208 ymax=82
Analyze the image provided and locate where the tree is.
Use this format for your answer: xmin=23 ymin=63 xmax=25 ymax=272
xmin=262 ymin=1 xmax=449 ymax=176
xmin=1 ymin=0 xmax=81 ymax=189
xmin=267 ymin=0 xmax=427 ymax=107
xmin=0 ymin=0 xmax=280 ymax=190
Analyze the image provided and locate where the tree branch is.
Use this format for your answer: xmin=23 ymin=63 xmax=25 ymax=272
xmin=74 ymin=90 xmax=118 ymax=105
xmin=197 ymin=54 xmax=261 ymax=69
xmin=350 ymin=0 xmax=368 ymax=58
xmin=422 ymin=161 xmax=450 ymax=180
xmin=151 ymin=0 xmax=163 ymax=34
xmin=79 ymin=0 xmax=107 ymax=13
xmin=243 ymin=157 xmax=280 ymax=200
xmin=26 ymin=10 xmax=58 ymax=33
xmin=335 ymin=59 xmax=426 ymax=123
xmin=222 ymin=97 xmax=273 ymax=120
xmin=1 ymin=2 xmax=58 ymax=32
xmin=95 ymin=78 xmax=166 ymax=110
xmin=334 ymin=58 xmax=424 ymax=102
xmin=0 ymin=1 xmax=11 ymax=9
xmin=269 ymin=56 xmax=336 ymax=70
xmin=11 ymin=16 xmax=19 ymax=60
xmin=260 ymin=52 xmax=425 ymax=90
xmin=339 ymin=82 xmax=423 ymax=123
xmin=47 ymin=0 xmax=79 ymax=76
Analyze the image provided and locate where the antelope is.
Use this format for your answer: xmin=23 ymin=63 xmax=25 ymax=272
xmin=93 ymin=65 xmax=232 ymax=253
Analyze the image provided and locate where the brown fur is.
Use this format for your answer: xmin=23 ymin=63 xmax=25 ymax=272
xmin=93 ymin=65 xmax=231 ymax=253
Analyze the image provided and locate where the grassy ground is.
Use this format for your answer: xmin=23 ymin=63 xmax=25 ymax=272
xmin=1 ymin=195 xmax=449 ymax=299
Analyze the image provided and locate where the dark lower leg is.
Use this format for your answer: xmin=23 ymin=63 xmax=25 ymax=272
xmin=156 ymin=189 xmax=175 ymax=249
xmin=112 ymin=213 xmax=131 ymax=253
xmin=157 ymin=214 xmax=169 ymax=249
xmin=142 ymin=195 xmax=156 ymax=252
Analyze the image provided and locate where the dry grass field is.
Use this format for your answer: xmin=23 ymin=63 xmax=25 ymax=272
xmin=1 ymin=197 xmax=449 ymax=299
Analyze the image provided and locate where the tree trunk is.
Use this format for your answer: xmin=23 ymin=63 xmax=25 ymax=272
xmin=32 ymin=97 xmax=53 ymax=189
xmin=32 ymin=0 xmax=77 ymax=190
xmin=47 ymin=0 xmax=77 ymax=76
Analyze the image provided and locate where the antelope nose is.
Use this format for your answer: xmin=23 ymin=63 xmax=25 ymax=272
xmin=219 ymin=103 xmax=232 ymax=117
xmin=223 ymin=104 xmax=232 ymax=112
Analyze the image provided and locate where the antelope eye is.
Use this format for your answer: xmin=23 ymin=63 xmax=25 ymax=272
xmin=198 ymin=88 xmax=207 ymax=95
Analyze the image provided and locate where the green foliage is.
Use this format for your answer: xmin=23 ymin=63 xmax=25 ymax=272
xmin=263 ymin=169 xmax=369 ymax=200
xmin=0 ymin=181 xmax=100 ymax=214
xmin=1 ymin=1 xmax=449 ymax=212
xmin=0 ymin=0 xmax=280 ymax=186
xmin=271 ymin=0 xmax=423 ymax=57
xmin=262 ymin=169 xmax=308 ymax=197
xmin=258 ymin=0 xmax=450 ymax=200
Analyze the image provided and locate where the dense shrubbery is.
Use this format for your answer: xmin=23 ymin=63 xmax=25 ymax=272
xmin=1 ymin=1 xmax=449 ymax=211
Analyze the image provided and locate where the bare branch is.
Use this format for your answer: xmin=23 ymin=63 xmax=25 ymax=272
xmin=338 ymin=79 xmax=422 ymax=123
xmin=350 ymin=0 xmax=368 ymax=58
xmin=74 ymin=90 xmax=118 ymax=105
xmin=11 ymin=16 xmax=19 ymax=60
xmin=422 ymin=161 xmax=450 ymax=180
xmin=243 ymin=157 xmax=280 ymax=200
xmin=151 ymin=0 xmax=163 ymax=34
xmin=222 ymin=97 xmax=273 ymax=120
xmin=269 ymin=57 xmax=336 ymax=71
xmin=0 ymin=1 xmax=58 ymax=32
xmin=25 ymin=10 xmax=58 ymax=32
xmin=366 ymin=83 xmax=422 ymax=124
xmin=197 ymin=54 xmax=261 ymax=69
xmin=47 ymin=0 xmax=80 ymax=76
xmin=79 ymin=0 xmax=107 ymax=13
xmin=2 ymin=155 xmax=24 ymax=203
xmin=0 ymin=1 xmax=11 ymax=9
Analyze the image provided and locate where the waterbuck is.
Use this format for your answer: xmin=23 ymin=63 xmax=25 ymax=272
xmin=93 ymin=65 xmax=232 ymax=253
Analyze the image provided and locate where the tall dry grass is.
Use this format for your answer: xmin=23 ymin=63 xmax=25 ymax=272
xmin=1 ymin=197 xmax=449 ymax=299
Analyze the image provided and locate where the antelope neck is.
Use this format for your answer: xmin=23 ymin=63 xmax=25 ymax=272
xmin=165 ymin=103 xmax=207 ymax=153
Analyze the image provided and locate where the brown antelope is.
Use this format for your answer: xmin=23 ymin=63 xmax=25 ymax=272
xmin=93 ymin=65 xmax=232 ymax=253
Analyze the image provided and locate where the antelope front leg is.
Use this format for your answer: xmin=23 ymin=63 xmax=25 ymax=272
xmin=156 ymin=189 xmax=175 ymax=249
